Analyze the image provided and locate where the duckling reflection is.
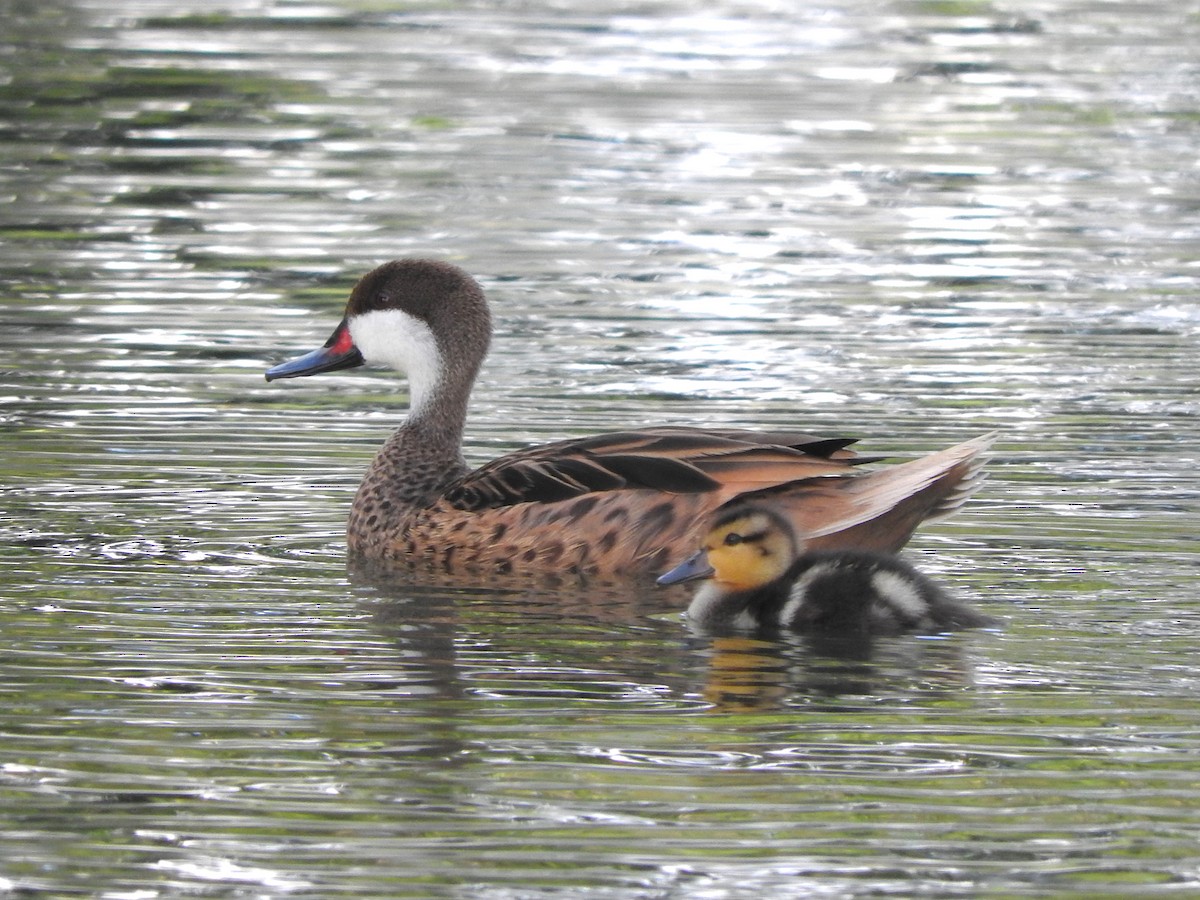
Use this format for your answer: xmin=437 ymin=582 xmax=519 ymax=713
xmin=659 ymin=503 xmax=995 ymax=636
xmin=697 ymin=632 xmax=987 ymax=711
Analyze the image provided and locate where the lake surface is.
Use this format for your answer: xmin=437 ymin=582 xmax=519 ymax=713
xmin=2 ymin=0 xmax=1199 ymax=896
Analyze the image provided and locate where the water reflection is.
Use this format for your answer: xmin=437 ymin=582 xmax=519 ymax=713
xmin=356 ymin=567 xmax=995 ymax=715
xmin=697 ymin=631 xmax=990 ymax=712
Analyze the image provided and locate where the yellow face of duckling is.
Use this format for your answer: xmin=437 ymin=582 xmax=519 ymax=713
xmin=701 ymin=508 xmax=798 ymax=592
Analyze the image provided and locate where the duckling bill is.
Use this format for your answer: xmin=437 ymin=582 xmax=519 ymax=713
xmin=659 ymin=504 xmax=995 ymax=634
xmin=266 ymin=258 xmax=996 ymax=578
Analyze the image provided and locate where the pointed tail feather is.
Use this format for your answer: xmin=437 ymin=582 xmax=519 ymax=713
xmin=922 ymin=431 xmax=996 ymax=522
xmin=726 ymin=432 xmax=997 ymax=554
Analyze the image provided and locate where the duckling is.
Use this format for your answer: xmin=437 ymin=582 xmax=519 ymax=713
xmin=658 ymin=504 xmax=994 ymax=634
xmin=266 ymin=258 xmax=995 ymax=577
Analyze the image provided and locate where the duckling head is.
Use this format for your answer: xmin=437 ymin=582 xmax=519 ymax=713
xmin=659 ymin=505 xmax=799 ymax=592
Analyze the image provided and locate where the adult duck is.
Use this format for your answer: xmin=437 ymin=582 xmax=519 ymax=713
xmin=266 ymin=259 xmax=994 ymax=577
xmin=658 ymin=503 xmax=996 ymax=633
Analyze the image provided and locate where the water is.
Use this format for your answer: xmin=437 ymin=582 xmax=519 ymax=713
xmin=2 ymin=0 xmax=1199 ymax=896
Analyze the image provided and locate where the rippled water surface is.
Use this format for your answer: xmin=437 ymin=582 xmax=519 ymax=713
xmin=3 ymin=1 xmax=1199 ymax=896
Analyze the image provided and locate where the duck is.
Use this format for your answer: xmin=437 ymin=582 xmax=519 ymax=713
xmin=658 ymin=503 xmax=995 ymax=634
xmin=265 ymin=258 xmax=995 ymax=578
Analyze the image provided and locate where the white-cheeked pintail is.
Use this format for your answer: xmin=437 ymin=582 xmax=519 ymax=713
xmin=265 ymin=259 xmax=995 ymax=578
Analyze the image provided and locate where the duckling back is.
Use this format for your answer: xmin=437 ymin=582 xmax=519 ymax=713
xmin=774 ymin=550 xmax=992 ymax=635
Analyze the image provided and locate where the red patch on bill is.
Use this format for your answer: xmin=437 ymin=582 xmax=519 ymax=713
xmin=328 ymin=322 xmax=355 ymax=354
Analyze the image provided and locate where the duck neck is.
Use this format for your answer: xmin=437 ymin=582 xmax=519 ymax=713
xmin=370 ymin=368 xmax=473 ymax=506
xmin=347 ymin=394 xmax=469 ymax=555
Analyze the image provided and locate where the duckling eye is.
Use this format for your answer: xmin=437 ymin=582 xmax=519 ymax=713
xmin=724 ymin=533 xmax=744 ymax=547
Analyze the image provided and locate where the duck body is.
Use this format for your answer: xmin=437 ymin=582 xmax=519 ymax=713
xmin=659 ymin=505 xmax=994 ymax=634
xmin=266 ymin=259 xmax=995 ymax=578
xmin=346 ymin=424 xmax=878 ymax=575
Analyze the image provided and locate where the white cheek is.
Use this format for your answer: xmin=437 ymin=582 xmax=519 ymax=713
xmin=349 ymin=309 xmax=442 ymax=413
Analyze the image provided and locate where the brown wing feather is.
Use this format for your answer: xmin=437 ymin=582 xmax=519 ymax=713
xmin=443 ymin=426 xmax=864 ymax=511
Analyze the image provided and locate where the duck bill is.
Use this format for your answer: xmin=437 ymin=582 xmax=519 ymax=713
xmin=656 ymin=550 xmax=715 ymax=586
xmin=265 ymin=317 xmax=364 ymax=381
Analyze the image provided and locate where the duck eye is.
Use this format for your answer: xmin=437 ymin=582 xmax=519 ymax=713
xmin=724 ymin=533 xmax=743 ymax=546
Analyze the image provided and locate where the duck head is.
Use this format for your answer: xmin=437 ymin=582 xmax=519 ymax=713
xmin=658 ymin=504 xmax=799 ymax=592
xmin=265 ymin=259 xmax=492 ymax=417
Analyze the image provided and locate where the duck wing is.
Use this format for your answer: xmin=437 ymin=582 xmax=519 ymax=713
xmin=443 ymin=427 xmax=866 ymax=511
